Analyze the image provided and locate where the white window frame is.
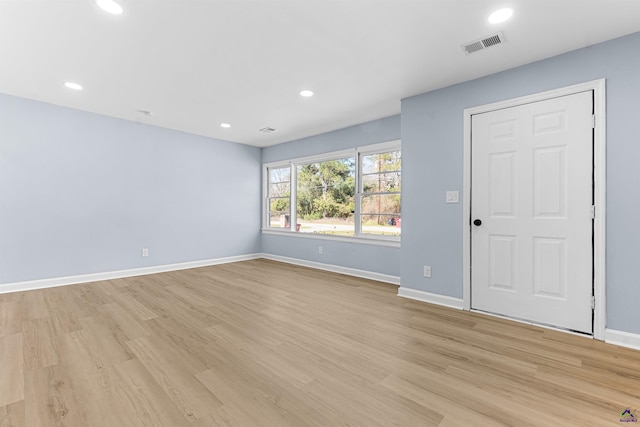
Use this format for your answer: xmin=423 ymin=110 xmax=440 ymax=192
xmin=356 ymin=142 xmax=402 ymax=237
xmin=264 ymin=164 xmax=293 ymax=230
xmin=262 ymin=141 xmax=401 ymax=247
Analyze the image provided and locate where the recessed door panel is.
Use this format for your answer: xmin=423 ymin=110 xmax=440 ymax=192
xmin=490 ymin=119 xmax=518 ymax=140
xmin=489 ymin=235 xmax=517 ymax=291
xmin=534 ymin=147 xmax=566 ymax=218
xmin=533 ymin=111 xmax=566 ymax=135
xmin=489 ymin=152 xmax=517 ymax=217
xmin=533 ymin=237 xmax=567 ymax=299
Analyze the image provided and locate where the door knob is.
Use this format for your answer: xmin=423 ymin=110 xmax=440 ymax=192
xmin=473 ymin=219 xmax=482 ymax=226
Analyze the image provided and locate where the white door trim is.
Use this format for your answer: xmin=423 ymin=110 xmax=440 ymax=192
xmin=462 ymin=79 xmax=606 ymax=340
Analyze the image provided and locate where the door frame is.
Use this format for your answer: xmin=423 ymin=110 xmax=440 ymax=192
xmin=462 ymin=79 xmax=606 ymax=340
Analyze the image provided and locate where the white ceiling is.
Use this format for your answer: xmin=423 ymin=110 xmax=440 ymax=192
xmin=1 ymin=1 xmax=639 ymax=147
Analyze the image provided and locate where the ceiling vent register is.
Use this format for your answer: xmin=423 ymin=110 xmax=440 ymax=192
xmin=259 ymin=127 xmax=277 ymax=133
xmin=461 ymin=32 xmax=506 ymax=55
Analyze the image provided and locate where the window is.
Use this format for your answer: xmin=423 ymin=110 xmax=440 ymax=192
xmin=297 ymin=156 xmax=356 ymax=236
xmin=264 ymin=141 xmax=401 ymax=240
xmin=266 ymin=166 xmax=291 ymax=228
xmin=359 ymin=149 xmax=401 ymax=236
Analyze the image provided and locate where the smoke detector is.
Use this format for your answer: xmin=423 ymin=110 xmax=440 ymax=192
xmin=461 ymin=32 xmax=506 ymax=55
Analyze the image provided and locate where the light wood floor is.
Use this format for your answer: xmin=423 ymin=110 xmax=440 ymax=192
xmin=1 ymin=259 xmax=638 ymax=426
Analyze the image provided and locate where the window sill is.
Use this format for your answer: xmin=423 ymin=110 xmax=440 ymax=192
xmin=261 ymin=229 xmax=401 ymax=248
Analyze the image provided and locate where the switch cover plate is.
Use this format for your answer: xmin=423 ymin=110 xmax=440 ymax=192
xmin=446 ymin=191 xmax=459 ymax=203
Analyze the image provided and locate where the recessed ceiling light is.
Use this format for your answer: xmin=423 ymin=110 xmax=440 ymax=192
xmin=220 ymin=123 xmax=231 ymax=128
xmin=299 ymin=90 xmax=314 ymax=97
xmin=95 ymin=0 xmax=124 ymax=15
xmin=488 ymin=8 xmax=513 ymax=24
xmin=64 ymin=82 xmax=83 ymax=90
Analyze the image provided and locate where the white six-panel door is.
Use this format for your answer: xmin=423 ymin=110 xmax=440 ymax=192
xmin=471 ymin=91 xmax=593 ymax=333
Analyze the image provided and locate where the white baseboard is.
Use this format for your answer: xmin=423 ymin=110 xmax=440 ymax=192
xmin=397 ymin=287 xmax=464 ymax=310
xmin=0 ymin=253 xmax=399 ymax=294
xmin=260 ymin=253 xmax=400 ymax=285
xmin=395 ymin=292 xmax=640 ymax=351
xmin=605 ymin=329 xmax=640 ymax=351
xmin=6 ymin=256 xmax=637 ymax=353
xmin=0 ymin=253 xmax=262 ymax=294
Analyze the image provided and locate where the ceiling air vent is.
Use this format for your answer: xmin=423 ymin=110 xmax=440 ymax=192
xmin=259 ymin=127 xmax=277 ymax=133
xmin=461 ymin=32 xmax=506 ymax=55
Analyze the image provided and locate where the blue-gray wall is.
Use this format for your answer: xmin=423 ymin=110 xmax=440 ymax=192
xmin=262 ymin=116 xmax=401 ymax=163
xmin=401 ymin=32 xmax=640 ymax=333
xmin=0 ymin=94 xmax=261 ymax=283
xmin=262 ymin=115 xmax=402 ymax=278
xmin=2 ymin=32 xmax=638 ymax=335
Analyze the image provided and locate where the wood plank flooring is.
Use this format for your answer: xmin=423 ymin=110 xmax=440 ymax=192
xmin=0 ymin=259 xmax=638 ymax=426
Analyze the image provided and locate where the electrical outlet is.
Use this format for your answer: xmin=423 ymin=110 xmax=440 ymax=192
xmin=318 ymin=246 xmax=323 ymax=254
xmin=423 ymin=265 xmax=431 ymax=278
xmin=141 ymin=248 xmax=149 ymax=257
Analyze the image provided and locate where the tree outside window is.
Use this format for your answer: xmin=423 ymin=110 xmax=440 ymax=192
xmin=297 ymin=158 xmax=356 ymax=236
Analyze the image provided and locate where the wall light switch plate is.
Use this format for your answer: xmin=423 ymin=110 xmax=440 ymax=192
xmin=141 ymin=248 xmax=149 ymax=257
xmin=446 ymin=191 xmax=459 ymax=203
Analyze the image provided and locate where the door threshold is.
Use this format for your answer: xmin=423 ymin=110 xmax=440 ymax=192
xmin=470 ymin=309 xmax=593 ymax=338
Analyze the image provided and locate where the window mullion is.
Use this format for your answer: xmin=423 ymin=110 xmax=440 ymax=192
xmin=355 ymin=152 xmax=363 ymax=236
xmin=362 ymin=191 xmax=401 ymax=197
xmin=264 ymin=197 xmax=269 ymax=228
xmin=263 ymin=165 xmax=269 ymax=229
xmin=290 ymin=163 xmax=297 ymax=232
xmin=362 ymin=169 xmax=401 ymax=176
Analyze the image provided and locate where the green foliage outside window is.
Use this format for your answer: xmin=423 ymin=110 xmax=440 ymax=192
xmin=297 ymin=159 xmax=355 ymax=220
xmin=266 ymin=144 xmax=401 ymax=237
